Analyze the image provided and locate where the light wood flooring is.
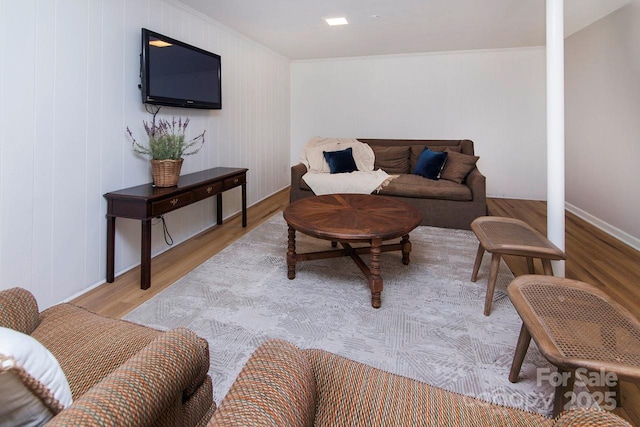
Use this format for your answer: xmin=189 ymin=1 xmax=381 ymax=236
xmin=72 ymin=191 xmax=640 ymax=425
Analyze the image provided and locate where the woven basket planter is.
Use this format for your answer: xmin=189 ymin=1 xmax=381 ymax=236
xmin=151 ymin=158 xmax=183 ymax=187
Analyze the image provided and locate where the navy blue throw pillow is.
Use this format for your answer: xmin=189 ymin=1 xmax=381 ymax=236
xmin=413 ymin=148 xmax=448 ymax=180
xmin=323 ymin=147 xmax=358 ymax=174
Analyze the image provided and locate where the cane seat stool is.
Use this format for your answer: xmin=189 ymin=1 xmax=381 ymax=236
xmin=470 ymin=216 xmax=566 ymax=315
xmin=507 ymin=275 xmax=640 ymax=417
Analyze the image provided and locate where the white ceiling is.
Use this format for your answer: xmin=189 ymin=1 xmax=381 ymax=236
xmin=177 ymin=0 xmax=630 ymax=60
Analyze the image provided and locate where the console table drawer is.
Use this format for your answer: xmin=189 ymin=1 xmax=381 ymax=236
xmin=193 ymin=182 xmax=224 ymax=202
xmin=224 ymin=174 xmax=246 ymax=190
xmin=151 ymin=193 xmax=194 ymax=216
xmin=104 ymin=167 xmax=248 ymax=290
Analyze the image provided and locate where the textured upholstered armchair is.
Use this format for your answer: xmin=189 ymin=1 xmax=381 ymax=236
xmin=0 ymin=287 xmax=215 ymax=426
xmin=208 ymin=339 xmax=631 ymax=427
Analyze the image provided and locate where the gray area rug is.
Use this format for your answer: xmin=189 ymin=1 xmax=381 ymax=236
xmin=125 ymin=215 xmax=564 ymax=416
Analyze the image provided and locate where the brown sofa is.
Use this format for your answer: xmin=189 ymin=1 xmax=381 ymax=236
xmin=0 ymin=287 xmax=215 ymax=426
xmin=208 ymin=339 xmax=632 ymax=426
xmin=290 ymin=139 xmax=487 ymax=230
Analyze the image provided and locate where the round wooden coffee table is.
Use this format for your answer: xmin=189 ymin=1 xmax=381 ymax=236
xmin=283 ymin=194 xmax=423 ymax=308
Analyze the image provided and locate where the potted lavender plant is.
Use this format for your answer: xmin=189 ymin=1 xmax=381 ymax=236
xmin=127 ymin=110 xmax=205 ymax=187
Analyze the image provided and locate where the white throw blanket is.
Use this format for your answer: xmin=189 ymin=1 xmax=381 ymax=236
xmin=303 ymin=169 xmax=395 ymax=195
xmin=299 ymin=136 xmax=397 ymax=195
xmin=301 ymin=137 xmax=375 ymax=173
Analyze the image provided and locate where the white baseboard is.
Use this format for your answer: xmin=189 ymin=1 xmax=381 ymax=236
xmin=565 ymin=202 xmax=640 ymax=252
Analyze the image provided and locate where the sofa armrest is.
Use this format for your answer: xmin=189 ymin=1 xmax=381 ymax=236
xmin=291 ymin=163 xmax=307 ymax=186
xmin=46 ymin=327 xmax=211 ymax=427
xmin=208 ymin=339 xmax=316 ymax=427
xmin=465 ymin=167 xmax=486 ymax=203
xmin=0 ymin=287 xmax=40 ymax=334
xmin=290 ymin=163 xmax=311 ymax=202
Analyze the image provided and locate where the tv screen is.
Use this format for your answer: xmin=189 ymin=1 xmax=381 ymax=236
xmin=140 ymin=28 xmax=221 ymax=109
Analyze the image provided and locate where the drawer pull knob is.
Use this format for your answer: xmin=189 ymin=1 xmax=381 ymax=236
xmin=233 ymin=178 xmax=239 ymax=184
xmin=207 ymin=186 xmax=213 ymax=193
xmin=170 ymin=198 xmax=179 ymax=206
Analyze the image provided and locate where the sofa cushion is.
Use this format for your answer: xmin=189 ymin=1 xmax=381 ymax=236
xmin=413 ymin=148 xmax=448 ymax=180
xmin=410 ymin=145 xmax=461 ymax=171
xmin=323 ymin=147 xmax=358 ymax=174
xmin=378 ymin=174 xmax=472 ymax=201
xmin=371 ymin=146 xmax=410 ymax=174
xmin=440 ymin=149 xmax=480 ymax=184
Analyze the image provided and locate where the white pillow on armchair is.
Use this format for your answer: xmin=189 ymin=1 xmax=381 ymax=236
xmin=0 ymin=327 xmax=73 ymax=426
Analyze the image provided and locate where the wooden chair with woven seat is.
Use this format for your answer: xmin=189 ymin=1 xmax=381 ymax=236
xmin=507 ymin=275 xmax=640 ymax=417
xmin=470 ymin=216 xmax=566 ymax=315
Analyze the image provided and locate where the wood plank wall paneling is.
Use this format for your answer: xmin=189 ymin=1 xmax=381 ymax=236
xmin=1 ymin=1 xmax=37 ymax=296
xmin=0 ymin=0 xmax=290 ymax=309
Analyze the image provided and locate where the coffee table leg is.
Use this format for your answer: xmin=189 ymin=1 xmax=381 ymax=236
xmin=370 ymin=237 xmax=383 ymax=308
xmin=287 ymin=225 xmax=297 ymax=279
xmin=401 ymin=234 xmax=411 ymax=265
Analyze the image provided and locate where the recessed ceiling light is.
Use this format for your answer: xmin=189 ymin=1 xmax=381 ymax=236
xmin=325 ymin=17 xmax=348 ymax=26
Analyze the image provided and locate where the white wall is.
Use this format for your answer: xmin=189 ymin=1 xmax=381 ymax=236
xmin=0 ymin=0 xmax=290 ymax=308
xmin=290 ymin=48 xmax=547 ymax=199
xmin=565 ymin=0 xmax=640 ymax=245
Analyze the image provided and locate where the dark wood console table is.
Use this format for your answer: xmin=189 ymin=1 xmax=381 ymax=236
xmin=104 ymin=167 xmax=248 ymax=290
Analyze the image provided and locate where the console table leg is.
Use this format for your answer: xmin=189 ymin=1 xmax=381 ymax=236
xmin=141 ymin=219 xmax=152 ymax=290
xmin=106 ymin=216 xmax=115 ymax=283
xmin=242 ymin=183 xmax=247 ymax=227
xmin=216 ymin=193 xmax=223 ymax=225
xmin=287 ymin=226 xmax=297 ymax=279
xmin=370 ymin=237 xmax=383 ymax=309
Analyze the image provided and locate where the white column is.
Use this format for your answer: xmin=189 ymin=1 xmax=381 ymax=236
xmin=547 ymin=0 xmax=566 ymax=276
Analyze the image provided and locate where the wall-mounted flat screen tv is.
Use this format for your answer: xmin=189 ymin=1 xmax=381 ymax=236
xmin=140 ymin=28 xmax=222 ymax=109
